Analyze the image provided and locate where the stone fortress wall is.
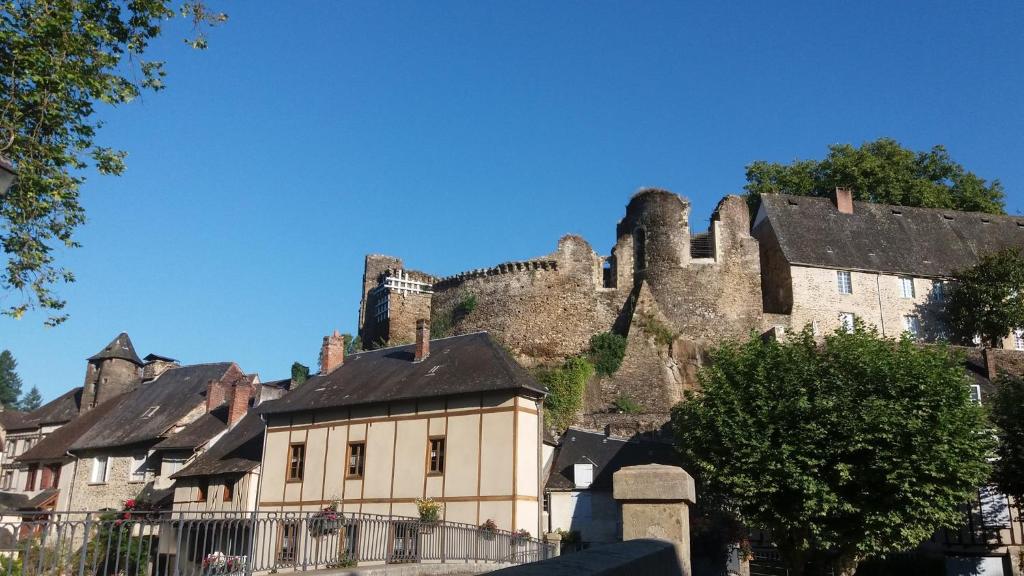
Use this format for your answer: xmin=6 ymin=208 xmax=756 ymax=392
xmin=356 ymin=189 xmax=766 ymax=435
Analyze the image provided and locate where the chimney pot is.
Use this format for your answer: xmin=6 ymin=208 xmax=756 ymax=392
xmin=320 ymin=332 xmax=346 ymax=374
xmin=833 ymin=187 xmax=854 ymax=214
xmin=415 ymin=319 xmax=430 ymax=362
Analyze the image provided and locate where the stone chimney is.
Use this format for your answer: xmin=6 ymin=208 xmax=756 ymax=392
xmin=984 ymin=348 xmax=999 ymax=381
xmin=228 ymin=383 xmax=251 ymax=426
xmin=415 ymin=319 xmax=430 ymax=362
xmin=833 ymin=187 xmax=854 ymax=214
xmin=320 ymin=330 xmax=345 ymax=374
xmin=206 ymin=380 xmax=227 ymax=412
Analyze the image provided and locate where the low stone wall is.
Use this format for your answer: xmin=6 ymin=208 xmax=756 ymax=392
xmin=487 ymin=540 xmax=683 ymax=576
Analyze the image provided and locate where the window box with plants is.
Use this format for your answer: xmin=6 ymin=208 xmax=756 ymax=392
xmin=416 ymin=498 xmax=442 ymax=532
xmin=478 ymin=519 xmax=497 ymax=541
xmin=308 ymin=501 xmax=344 ymax=538
xmin=511 ymin=529 xmax=531 ymax=546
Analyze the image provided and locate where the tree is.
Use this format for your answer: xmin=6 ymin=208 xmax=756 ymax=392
xmin=672 ymin=324 xmax=992 ymax=576
xmin=341 ymin=333 xmax=361 ymax=354
xmin=945 ymin=249 xmax=1024 ymax=348
xmin=18 ymin=385 xmax=41 ymax=411
xmin=989 ymin=376 xmax=1024 ymax=505
xmin=1 ymin=1 xmax=226 ymax=325
xmin=745 ymin=138 xmax=1005 ymax=215
xmin=0 ymin=350 xmax=23 ymax=407
xmin=290 ymin=362 xmax=310 ymax=387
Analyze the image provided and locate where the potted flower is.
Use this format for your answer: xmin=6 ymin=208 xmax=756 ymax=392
xmin=416 ymin=498 xmax=442 ymax=532
xmin=478 ymin=519 xmax=497 ymax=541
xmin=511 ymin=528 xmax=531 ymax=546
xmin=202 ymin=552 xmax=244 ymax=575
xmin=308 ymin=501 xmax=343 ymax=537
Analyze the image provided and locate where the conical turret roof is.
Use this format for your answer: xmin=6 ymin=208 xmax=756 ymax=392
xmin=87 ymin=332 xmax=143 ymax=366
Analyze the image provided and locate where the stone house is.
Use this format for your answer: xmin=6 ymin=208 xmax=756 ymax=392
xmin=752 ymin=188 xmax=1024 ymax=346
xmin=257 ymin=322 xmax=548 ymax=541
xmin=543 ymin=428 xmax=677 ymax=547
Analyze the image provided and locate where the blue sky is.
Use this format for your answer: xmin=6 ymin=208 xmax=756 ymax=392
xmin=4 ymin=1 xmax=1024 ymax=402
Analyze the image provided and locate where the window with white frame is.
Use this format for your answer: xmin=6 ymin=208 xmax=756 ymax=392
xmin=836 ymin=271 xmax=852 ymax=295
xmin=90 ymin=456 xmax=109 ymax=484
xmin=1015 ymin=329 xmax=1024 ymax=351
xmin=969 ymin=385 xmax=982 ymax=404
xmin=901 ymin=276 xmax=917 ymax=297
xmin=932 ymin=280 xmax=945 ymax=302
xmin=839 ymin=312 xmax=855 ymax=333
xmin=573 ymin=462 xmax=594 ymax=489
xmin=903 ymin=315 xmax=921 ymax=339
xmin=130 ymin=454 xmax=148 ymax=482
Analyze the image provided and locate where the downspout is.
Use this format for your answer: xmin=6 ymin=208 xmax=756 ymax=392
xmin=876 ymin=273 xmax=886 ymax=337
xmin=64 ymin=451 xmax=78 ymax=513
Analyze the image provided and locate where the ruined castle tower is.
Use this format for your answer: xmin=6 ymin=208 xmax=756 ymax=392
xmin=81 ymin=333 xmax=143 ymax=411
xmin=356 ymin=189 xmax=765 ymax=435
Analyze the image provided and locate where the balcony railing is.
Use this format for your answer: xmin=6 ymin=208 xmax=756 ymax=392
xmin=0 ymin=510 xmax=554 ymax=575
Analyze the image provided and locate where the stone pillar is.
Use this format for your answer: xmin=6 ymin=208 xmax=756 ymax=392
xmin=613 ymin=464 xmax=696 ymax=576
xmin=544 ymin=532 xmax=562 ymax=557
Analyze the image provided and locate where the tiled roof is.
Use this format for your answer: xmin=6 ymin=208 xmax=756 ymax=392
xmin=264 ymin=332 xmax=546 ymax=415
xmin=545 ymin=428 xmax=679 ymax=492
xmin=17 ymin=393 xmax=129 ymax=462
xmin=755 ymin=194 xmax=1024 ymax=277
xmin=88 ymin=333 xmax=143 ymax=366
xmin=3 ymin=388 xmax=83 ymax=432
xmin=70 ymin=363 xmax=236 ymax=451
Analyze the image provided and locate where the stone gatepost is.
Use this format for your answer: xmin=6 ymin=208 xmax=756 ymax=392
xmin=613 ymin=464 xmax=696 ymax=576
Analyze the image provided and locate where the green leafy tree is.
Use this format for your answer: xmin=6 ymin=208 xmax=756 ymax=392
xmin=945 ymin=249 xmax=1024 ymax=348
xmin=17 ymin=385 xmax=41 ymax=411
xmin=1 ymin=0 xmax=226 ymax=325
xmin=672 ymin=324 xmax=992 ymax=576
xmin=341 ymin=333 xmax=361 ymax=354
xmin=588 ymin=332 xmax=627 ymax=376
xmin=990 ymin=376 xmax=1024 ymax=505
xmin=291 ymin=362 xmax=310 ymax=386
xmin=0 ymin=349 xmax=23 ymax=407
xmin=745 ymin=138 xmax=1005 ymax=214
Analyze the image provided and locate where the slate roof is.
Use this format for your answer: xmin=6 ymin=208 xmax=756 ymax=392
xmin=755 ymin=194 xmax=1024 ymax=277
xmin=171 ymin=410 xmax=266 ymax=479
xmin=545 ymin=428 xmax=679 ymax=492
xmin=0 ymin=491 xmax=29 ymax=512
xmin=152 ymin=405 xmax=229 ymax=451
xmin=88 ymin=333 xmax=143 ymax=365
xmin=0 ymin=410 xmax=31 ymax=431
xmin=263 ymin=332 xmax=546 ymax=415
xmin=70 ymin=362 xmax=235 ymax=451
xmin=143 ymin=353 xmax=178 ymax=363
xmin=17 ymin=393 xmax=129 ymax=462
xmin=3 ymin=388 xmax=82 ymax=432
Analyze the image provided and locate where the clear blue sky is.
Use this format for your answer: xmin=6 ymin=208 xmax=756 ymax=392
xmin=5 ymin=1 xmax=1024 ymax=402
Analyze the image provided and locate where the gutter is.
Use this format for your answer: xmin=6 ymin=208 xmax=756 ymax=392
xmin=64 ymin=451 xmax=78 ymax=513
xmin=875 ymin=273 xmax=886 ymax=337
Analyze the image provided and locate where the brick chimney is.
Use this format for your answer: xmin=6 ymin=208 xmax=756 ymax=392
xmin=320 ymin=330 xmax=345 ymax=374
xmin=227 ymin=383 xmax=251 ymax=426
xmin=206 ymin=379 xmax=226 ymax=412
xmin=415 ymin=319 xmax=430 ymax=362
xmin=833 ymin=187 xmax=854 ymax=214
xmin=984 ymin=348 xmax=999 ymax=381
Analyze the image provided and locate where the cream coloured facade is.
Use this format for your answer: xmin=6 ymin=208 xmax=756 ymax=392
xmin=260 ymin=391 xmax=543 ymax=536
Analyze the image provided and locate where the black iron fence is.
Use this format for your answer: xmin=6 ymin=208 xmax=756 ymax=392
xmin=0 ymin=510 xmax=554 ymax=575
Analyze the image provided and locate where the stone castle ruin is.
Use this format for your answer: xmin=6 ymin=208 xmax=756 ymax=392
xmin=357 ymin=189 xmax=766 ymax=435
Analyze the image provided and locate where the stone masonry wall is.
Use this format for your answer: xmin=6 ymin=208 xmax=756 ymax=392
xmin=68 ymin=448 xmax=156 ymax=511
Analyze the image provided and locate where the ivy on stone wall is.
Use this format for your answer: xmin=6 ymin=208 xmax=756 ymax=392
xmin=539 ymin=356 xmax=594 ymax=431
xmin=588 ymin=332 xmax=627 ymax=376
xmin=640 ymin=313 xmax=676 ymax=347
xmin=431 ymin=292 xmax=478 ymax=338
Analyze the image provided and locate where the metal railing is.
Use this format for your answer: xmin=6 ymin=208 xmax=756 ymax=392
xmin=0 ymin=510 xmax=555 ymax=575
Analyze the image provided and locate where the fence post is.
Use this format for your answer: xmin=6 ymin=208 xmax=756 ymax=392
xmin=77 ymin=512 xmax=92 ymax=576
xmin=544 ymin=532 xmax=562 ymax=558
xmin=613 ymin=464 xmax=696 ymax=576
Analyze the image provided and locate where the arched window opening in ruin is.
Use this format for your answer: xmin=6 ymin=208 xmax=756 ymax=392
xmin=633 ymin=228 xmax=647 ymax=272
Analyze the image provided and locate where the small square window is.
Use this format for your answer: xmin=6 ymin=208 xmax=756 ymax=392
xmin=899 ymin=277 xmax=916 ymax=299
xmin=836 ymin=271 xmax=853 ymax=295
xmin=839 ymin=312 xmax=855 ymax=333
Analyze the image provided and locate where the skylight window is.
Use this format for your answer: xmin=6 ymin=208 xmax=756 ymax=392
xmin=141 ymin=406 xmax=160 ymax=419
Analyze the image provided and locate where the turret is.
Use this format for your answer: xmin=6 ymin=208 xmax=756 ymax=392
xmin=81 ymin=333 xmax=143 ymax=411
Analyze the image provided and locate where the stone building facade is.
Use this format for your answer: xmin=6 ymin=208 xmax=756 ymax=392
xmin=357 ymin=189 xmax=765 ymax=434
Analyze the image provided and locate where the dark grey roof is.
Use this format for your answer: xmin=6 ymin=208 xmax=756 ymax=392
xmin=135 ymin=480 xmax=174 ymax=509
xmin=545 ymin=428 xmax=679 ymax=492
xmin=18 ymin=393 xmax=129 ymax=462
xmin=144 ymin=353 xmax=178 ymax=363
xmin=70 ymin=363 xmax=236 ymax=451
xmin=88 ymin=333 xmax=143 ymax=365
xmin=4 ymin=388 xmax=82 ymax=432
xmin=171 ymin=410 xmax=266 ymax=479
xmin=263 ymin=332 xmax=546 ymax=415
xmin=755 ymin=194 xmax=1024 ymax=277
xmin=0 ymin=410 xmax=31 ymax=430
xmin=0 ymin=491 xmax=29 ymax=512
xmin=152 ymin=406 xmax=229 ymax=451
